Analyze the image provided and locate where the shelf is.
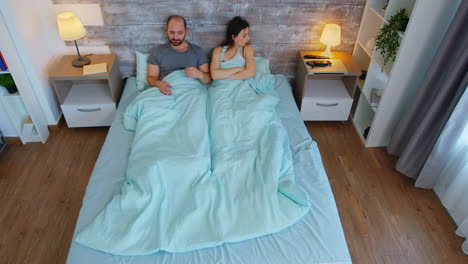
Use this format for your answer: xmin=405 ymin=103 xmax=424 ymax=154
xmin=358 ymin=8 xmax=385 ymax=53
xmin=372 ymin=48 xmax=394 ymax=76
xmin=20 ymin=117 xmax=41 ymax=143
xmin=361 ymin=61 xmax=388 ymax=110
xmin=0 ymin=93 xmax=30 ymax=142
xmin=351 ymin=0 xmax=426 ymax=147
xmin=366 ymin=0 xmax=389 ymax=19
xmin=351 ymin=118 xmax=368 ymax=144
xmin=355 ymin=83 xmax=378 ymax=114
xmin=63 ymin=80 xmax=113 ymax=106
xmin=358 ymin=41 xmax=373 ymax=59
xmin=1 ymin=91 xmax=19 ymax=97
xmin=383 ymin=0 xmax=416 ymax=21
xmin=352 ymin=93 xmax=375 ymax=143
xmin=304 ymin=80 xmax=351 ymax=100
xmin=368 ymin=6 xmax=386 ymax=22
xmin=356 ymin=40 xmax=393 ymax=78
xmin=353 ymin=43 xmax=371 ymax=72
xmin=25 ymin=127 xmax=41 ymax=142
xmin=358 ymin=3 xmax=409 ymax=77
xmin=354 ymin=61 xmax=388 ymax=116
xmin=0 ymin=51 xmax=41 ymax=143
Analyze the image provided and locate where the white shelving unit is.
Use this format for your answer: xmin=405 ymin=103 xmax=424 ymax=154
xmin=0 ymin=50 xmax=41 ymax=143
xmin=351 ymin=0 xmax=416 ymax=147
xmin=0 ymin=86 xmax=40 ymax=143
xmin=1 ymin=8 xmax=50 ymax=143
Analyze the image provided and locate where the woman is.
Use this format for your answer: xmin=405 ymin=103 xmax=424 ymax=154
xmin=210 ymin=16 xmax=256 ymax=80
xmin=205 ymin=17 xmax=309 ymax=253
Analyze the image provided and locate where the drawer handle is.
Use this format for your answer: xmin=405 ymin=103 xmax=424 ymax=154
xmin=316 ymin=103 xmax=339 ymax=107
xmin=77 ymin=108 xmax=102 ymax=112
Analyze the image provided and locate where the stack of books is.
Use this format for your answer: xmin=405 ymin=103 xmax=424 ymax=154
xmin=0 ymin=52 xmax=8 ymax=72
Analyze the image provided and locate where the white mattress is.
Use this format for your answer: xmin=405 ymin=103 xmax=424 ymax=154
xmin=66 ymin=76 xmax=352 ymax=264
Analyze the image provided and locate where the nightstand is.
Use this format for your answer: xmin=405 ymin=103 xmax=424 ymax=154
xmin=294 ymin=51 xmax=361 ymax=121
xmin=49 ymin=54 xmax=122 ymax=127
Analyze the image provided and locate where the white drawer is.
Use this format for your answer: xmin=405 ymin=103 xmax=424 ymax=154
xmin=61 ymin=103 xmax=115 ymax=127
xmin=301 ymin=97 xmax=352 ymax=121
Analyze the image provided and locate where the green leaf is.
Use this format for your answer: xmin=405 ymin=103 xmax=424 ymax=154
xmin=375 ymin=8 xmax=409 ymax=70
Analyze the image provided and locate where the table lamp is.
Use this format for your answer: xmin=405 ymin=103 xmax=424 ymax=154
xmin=320 ymin=24 xmax=341 ymax=58
xmin=57 ymin=12 xmax=90 ymax=67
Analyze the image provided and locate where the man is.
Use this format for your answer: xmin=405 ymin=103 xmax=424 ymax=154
xmin=147 ymin=15 xmax=212 ymax=95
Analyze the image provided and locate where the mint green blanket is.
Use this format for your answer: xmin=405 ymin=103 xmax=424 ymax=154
xmin=75 ymin=70 xmax=310 ymax=255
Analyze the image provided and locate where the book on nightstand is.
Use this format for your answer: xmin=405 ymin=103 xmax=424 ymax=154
xmin=83 ymin=62 xmax=107 ymax=75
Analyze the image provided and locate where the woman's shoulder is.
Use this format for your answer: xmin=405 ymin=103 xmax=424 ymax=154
xmin=244 ymin=44 xmax=254 ymax=53
xmin=212 ymin=46 xmax=224 ymax=55
xmin=243 ymin=44 xmax=254 ymax=56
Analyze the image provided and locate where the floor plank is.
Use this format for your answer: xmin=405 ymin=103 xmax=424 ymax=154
xmin=306 ymin=121 xmax=468 ymax=264
xmin=0 ymin=126 xmax=108 ymax=264
xmin=0 ymin=121 xmax=467 ymax=263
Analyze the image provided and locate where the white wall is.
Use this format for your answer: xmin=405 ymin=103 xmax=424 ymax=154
xmin=3 ymin=0 xmax=110 ymax=125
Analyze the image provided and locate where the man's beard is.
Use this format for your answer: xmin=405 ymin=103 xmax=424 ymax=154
xmin=170 ymin=37 xmax=185 ymax=46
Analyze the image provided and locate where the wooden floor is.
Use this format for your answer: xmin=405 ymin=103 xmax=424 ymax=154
xmin=0 ymin=122 xmax=467 ymax=264
xmin=306 ymin=122 xmax=468 ymax=264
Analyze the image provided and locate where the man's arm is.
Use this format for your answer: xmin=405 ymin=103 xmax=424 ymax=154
xmin=147 ymin=64 xmax=173 ymax=95
xmin=185 ymin=63 xmax=212 ymax=84
xmin=198 ymin=63 xmax=212 ymax=84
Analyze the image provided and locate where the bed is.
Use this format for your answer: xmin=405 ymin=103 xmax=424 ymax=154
xmin=66 ymin=74 xmax=352 ymax=264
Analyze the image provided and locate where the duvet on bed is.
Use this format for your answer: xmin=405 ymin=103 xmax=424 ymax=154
xmin=75 ymin=70 xmax=310 ymax=255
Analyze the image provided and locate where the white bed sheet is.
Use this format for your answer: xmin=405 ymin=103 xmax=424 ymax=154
xmin=66 ymin=76 xmax=352 ymax=264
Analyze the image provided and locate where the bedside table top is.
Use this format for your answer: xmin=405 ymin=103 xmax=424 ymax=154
xmin=49 ymin=54 xmax=116 ymax=79
xmin=299 ymin=51 xmax=361 ymax=76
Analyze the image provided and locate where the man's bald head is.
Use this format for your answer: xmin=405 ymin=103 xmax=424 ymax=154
xmin=165 ymin=15 xmax=187 ymax=47
xmin=166 ymin=15 xmax=187 ymax=29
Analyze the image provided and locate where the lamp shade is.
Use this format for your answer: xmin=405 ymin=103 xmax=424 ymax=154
xmin=57 ymin=12 xmax=86 ymax=41
xmin=320 ymin=24 xmax=341 ymax=46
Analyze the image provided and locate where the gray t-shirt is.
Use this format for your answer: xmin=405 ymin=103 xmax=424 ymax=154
xmin=147 ymin=41 xmax=209 ymax=80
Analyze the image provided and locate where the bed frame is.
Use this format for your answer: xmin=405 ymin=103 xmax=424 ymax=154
xmin=66 ymin=76 xmax=351 ymax=264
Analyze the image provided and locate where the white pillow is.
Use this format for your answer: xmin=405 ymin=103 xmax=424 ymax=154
xmin=135 ymin=50 xmax=150 ymax=91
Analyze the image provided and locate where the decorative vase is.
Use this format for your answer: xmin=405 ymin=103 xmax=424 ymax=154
xmin=399 ymin=17 xmax=410 ymax=31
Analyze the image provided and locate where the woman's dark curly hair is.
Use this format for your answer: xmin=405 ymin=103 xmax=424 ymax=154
xmin=221 ymin=16 xmax=249 ymax=47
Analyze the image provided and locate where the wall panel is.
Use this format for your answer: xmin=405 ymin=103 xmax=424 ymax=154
xmin=53 ymin=0 xmax=364 ymax=81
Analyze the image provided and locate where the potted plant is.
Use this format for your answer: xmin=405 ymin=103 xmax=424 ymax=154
xmin=0 ymin=73 xmax=17 ymax=94
xmin=375 ymin=9 xmax=410 ymax=69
